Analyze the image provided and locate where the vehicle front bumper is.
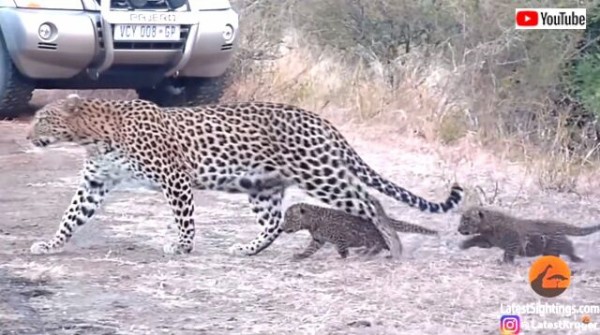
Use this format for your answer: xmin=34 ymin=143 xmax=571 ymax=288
xmin=0 ymin=6 xmax=239 ymax=80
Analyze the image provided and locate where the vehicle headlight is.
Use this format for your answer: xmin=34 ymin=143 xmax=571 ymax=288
xmin=38 ymin=23 xmax=56 ymax=41
xmin=223 ymin=24 xmax=235 ymax=43
xmin=15 ymin=0 xmax=83 ymax=10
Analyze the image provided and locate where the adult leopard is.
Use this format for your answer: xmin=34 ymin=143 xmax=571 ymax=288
xmin=26 ymin=94 xmax=464 ymax=258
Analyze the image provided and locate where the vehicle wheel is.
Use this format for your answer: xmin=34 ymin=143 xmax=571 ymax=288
xmin=0 ymin=33 xmax=34 ymax=119
xmin=137 ymin=71 xmax=232 ymax=107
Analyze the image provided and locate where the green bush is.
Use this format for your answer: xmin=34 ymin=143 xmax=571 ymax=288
xmin=572 ymin=53 xmax=600 ymax=117
xmin=569 ymin=5 xmax=600 ymax=118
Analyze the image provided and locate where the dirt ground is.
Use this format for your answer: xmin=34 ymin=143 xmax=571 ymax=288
xmin=1 ymin=92 xmax=600 ymax=335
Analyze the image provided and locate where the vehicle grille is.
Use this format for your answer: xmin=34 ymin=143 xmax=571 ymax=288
xmin=38 ymin=42 xmax=58 ymax=50
xmin=95 ymin=0 xmax=173 ymax=10
xmin=96 ymin=20 xmax=191 ymax=50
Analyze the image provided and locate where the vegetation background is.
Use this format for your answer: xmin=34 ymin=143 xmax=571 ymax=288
xmin=225 ymin=0 xmax=600 ymax=192
xmin=7 ymin=3 xmax=600 ymax=334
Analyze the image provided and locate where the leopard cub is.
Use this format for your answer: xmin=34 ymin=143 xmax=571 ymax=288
xmin=282 ymin=198 xmax=438 ymax=260
xmin=458 ymin=206 xmax=600 ymax=263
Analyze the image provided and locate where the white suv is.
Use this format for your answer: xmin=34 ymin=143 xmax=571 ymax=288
xmin=0 ymin=0 xmax=239 ymax=117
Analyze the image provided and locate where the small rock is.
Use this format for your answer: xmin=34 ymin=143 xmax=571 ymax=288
xmin=347 ymin=320 xmax=371 ymax=327
xmin=20 ymin=288 xmax=54 ymax=298
xmin=112 ymin=302 xmax=128 ymax=309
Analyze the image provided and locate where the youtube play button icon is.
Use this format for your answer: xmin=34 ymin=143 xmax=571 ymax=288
xmin=516 ymin=10 xmax=539 ymax=27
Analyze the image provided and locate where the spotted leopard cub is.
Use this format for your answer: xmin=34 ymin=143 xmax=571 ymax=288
xmin=282 ymin=198 xmax=438 ymax=260
xmin=458 ymin=206 xmax=600 ymax=263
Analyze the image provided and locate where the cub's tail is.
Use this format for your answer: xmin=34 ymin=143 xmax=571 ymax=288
xmin=369 ymin=195 xmax=438 ymax=235
xmin=562 ymin=224 xmax=600 ymax=236
xmin=390 ymin=219 xmax=438 ymax=235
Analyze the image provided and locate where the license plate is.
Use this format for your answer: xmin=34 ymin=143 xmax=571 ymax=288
xmin=114 ymin=24 xmax=180 ymax=42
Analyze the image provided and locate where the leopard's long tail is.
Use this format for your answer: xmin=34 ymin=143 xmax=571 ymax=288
xmin=340 ymin=142 xmax=464 ymax=213
xmin=560 ymin=224 xmax=600 ymax=236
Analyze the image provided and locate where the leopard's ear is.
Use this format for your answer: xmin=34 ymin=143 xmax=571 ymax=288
xmin=64 ymin=94 xmax=83 ymax=114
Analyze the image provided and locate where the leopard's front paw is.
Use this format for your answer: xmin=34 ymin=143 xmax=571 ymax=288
xmin=162 ymin=242 xmax=193 ymax=255
xmin=30 ymin=241 xmax=52 ymax=255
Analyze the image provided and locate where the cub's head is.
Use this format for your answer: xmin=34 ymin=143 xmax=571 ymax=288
xmin=282 ymin=203 xmax=312 ymax=233
xmin=458 ymin=206 xmax=492 ymax=235
xmin=26 ymin=94 xmax=86 ymax=147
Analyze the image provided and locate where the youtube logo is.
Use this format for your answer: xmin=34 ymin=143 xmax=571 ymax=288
xmin=516 ymin=10 xmax=539 ymax=27
xmin=515 ymin=8 xmax=586 ymax=30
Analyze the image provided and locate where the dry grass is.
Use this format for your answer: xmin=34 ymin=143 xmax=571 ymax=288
xmin=226 ymin=41 xmax=600 ymax=192
xmin=226 ymin=0 xmax=600 ymax=193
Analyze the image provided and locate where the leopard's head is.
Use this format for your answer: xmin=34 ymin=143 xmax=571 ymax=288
xmin=26 ymin=94 xmax=85 ymax=147
xmin=26 ymin=94 xmax=133 ymax=148
xmin=282 ymin=204 xmax=310 ymax=233
xmin=458 ymin=206 xmax=491 ymax=235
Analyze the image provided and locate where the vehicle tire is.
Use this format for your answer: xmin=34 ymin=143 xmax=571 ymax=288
xmin=0 ymin=33 xmax=34 ymax=119
xmin=137 ymin=71 xmax=232 ymax=107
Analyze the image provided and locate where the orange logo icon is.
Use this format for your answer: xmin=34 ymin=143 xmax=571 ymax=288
xmin=582 ymin=315 xmax=591 ymax=324
xmin=529 ymin=256 xmax=571 ymax=298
